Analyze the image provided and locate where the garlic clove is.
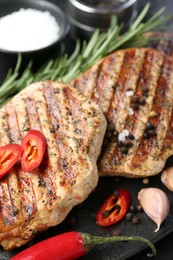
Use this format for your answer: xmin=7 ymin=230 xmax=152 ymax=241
xmin=138 ymin=187 xmax=170 ymax=232
xmin=161 ymin=167 xmax=173 ymax=192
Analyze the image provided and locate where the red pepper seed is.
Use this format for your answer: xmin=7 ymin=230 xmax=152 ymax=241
xmin=102 ymin=210 xmax=110 ymax=217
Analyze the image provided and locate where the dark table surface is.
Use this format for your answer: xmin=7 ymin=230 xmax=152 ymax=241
xmin=1 ymin=0 xmax=173 ymax=259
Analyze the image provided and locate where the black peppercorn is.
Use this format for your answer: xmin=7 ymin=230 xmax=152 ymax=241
xmin=146 ymin=122 xmax=155 ymax=130
xmin=113 ymin=191 xmax=120 ymax=197
xmin=107 ymin=123 xmax=115 ymax=131
xmin=119 ymin=146 xmax=129 ymax=154
xmin=124 ymin=139 xmax=133 ymax=148
xmin=144 ymin=122 xmax=156 ymax=138
xmin=143 ymin=132 xmax=150 ymax=139
xmin=148 ymin=129 xmax=156 ymax=136
xmin=126 ymin=212 xmax=134 ymax=221
xmin=128 ymin=133 xmax=135 ymax=140
xmin=105 ymin=131 xmax=112 ymax=138
xmin=132 ymin=215 xmax=141 ymax=224
xmin=142 ymin=87 xmax=149 ymax=96
xmin=136 ymin=204 xmax=143 ymax=212
xmin=129 ymin=205 xmax=137 ymax=212
xmin=139 ymin=97 xmax=146 ymax=105
xmin=131 ymin=103 xmax=139 ymax=110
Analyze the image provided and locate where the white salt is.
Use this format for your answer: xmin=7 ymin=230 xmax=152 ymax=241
xmin=128 ymin=107 xmax=134 ymax=115
xmin=0 ymin=8 xmax=60 ymax=52
xmin=126 ymin=90 xmax=134 ymax=97
xmin=118 ymin=129 xmax=129 ymax=142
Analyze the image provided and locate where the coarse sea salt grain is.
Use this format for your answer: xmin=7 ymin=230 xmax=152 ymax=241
xmin=118 ymin=129 xmax=129 ymax=142
xmin=126 ymin=90 xmax=134 ymax=97
xmin=0 ymin=8 xmax=60 ymax=52
xmin=128 ymin=107 xmax=134 ymax=115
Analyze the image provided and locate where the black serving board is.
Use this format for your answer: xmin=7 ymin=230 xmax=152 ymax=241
xmin=2 ymin=157 xmax=173 ymax=260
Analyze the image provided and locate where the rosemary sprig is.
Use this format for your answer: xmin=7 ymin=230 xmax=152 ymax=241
xmin=0 ymin=3 xmax=171 ymax=107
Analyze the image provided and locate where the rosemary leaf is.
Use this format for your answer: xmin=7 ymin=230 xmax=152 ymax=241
xmin=130 ymin=2 xmax=151 ymax=30
xmin=83 ymin=30 xmax=100 ymax=58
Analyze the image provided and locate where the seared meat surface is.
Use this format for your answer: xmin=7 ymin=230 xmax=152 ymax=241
xmin=145 ymin=31 xmax=173 ymax=57
xmin=0 ymin=81 xmax=106 ymax=250
xmin=71 ymin=48 xmax=173 ymax=177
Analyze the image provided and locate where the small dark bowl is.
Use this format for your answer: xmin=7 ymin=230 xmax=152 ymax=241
xmin=0 ymin=0 xmax=70 ymax=83
xmin=67 ymin=0 xmax=137 ymax=39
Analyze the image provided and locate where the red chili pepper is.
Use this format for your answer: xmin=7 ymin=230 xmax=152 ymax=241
xmin=10 ymin=231 xmax=156 ymax=260
xmin=0 ymin=144 xmax=23 ymax=178
xmin=21 ymin=130 xmax=46 ymax=172
xmin=96 ymin=189 xmax=131 ymax=226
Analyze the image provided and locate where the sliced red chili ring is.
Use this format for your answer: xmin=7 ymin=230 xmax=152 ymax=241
xmin=21 ymin=129 xmax=46 ymax=172
xmin=0 ymin=144 xmax=23 ymax=178
xmin=96 ymin=189 xmax=131 ymax=226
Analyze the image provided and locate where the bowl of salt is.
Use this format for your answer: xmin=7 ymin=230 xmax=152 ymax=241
xmin=0 ymin=0 xmax=70 ymax=83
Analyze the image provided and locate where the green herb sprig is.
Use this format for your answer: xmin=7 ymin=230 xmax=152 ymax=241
xmin=0 ymin=3 xmax=171 ymax=107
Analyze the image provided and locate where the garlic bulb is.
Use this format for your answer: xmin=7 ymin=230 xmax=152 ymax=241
xmin=138 ymin=188 xmax=170 ymax=232
xmin=161 ymin=167 xmax=173 ymax=192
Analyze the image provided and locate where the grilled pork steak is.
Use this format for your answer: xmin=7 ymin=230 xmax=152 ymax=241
xmin=0 ymin=81 xmax=106 ymax=250
xmin=71 ymin=48 xmax=173 ymax=177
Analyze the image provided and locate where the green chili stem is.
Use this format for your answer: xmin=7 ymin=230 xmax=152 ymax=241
xmin=82 ymin=233 xmax=156 ymax=257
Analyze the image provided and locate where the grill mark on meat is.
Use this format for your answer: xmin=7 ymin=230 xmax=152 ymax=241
xmin=163 ymin=106 xmax=173 ymax=150
xmin=63 ymin=87 xmax=89 ymax=151
xmin=24 ymin=87 xmax=58 ymax=207
xmin=0 ymin=175 xmax=20 ymax=229
xmin=36 ymin=170 xmax=57 ymax=208
xmin=0 ymin=180 xmax=14 ymax=227
xmin=6 ymin=101 xmax=38 ymax=220
xmin=150 ymin=56 xmax=173 ymax=145
xmin=106 ymin=49 xmax=136 ymax=128
xmin=18 ymin=175 xmax=37 ymax=219
xmin=72 ymin=62 xmax=102 ymax=99
xmin=0 ymin=184 xmax=13 ymax=227
xmin=5 ymin=103 xmax=21 ymax=144
xmin=114 ymin=49 xmax=145 ymax=133
xmin=7 ymin=173 xmax=21 ymax=222
xmin=0 ymin=111 xmax=11 ymax=146
xmin=156 ymin=39 xmax=173 ymax=56
xmin=62 ymin=86 xmax=106 ymax=186
xmin=146 ymin=32 xmax=173 ymax=57
xmin=98 ymin=50 xmax=145 ymax=167
xmin=0 ymin=106 xmax=22 ymax=230
xmin=25 ymin=97 xmax=41 ymax=131
xmin=112 ymin=49 xmax=159 ymax=165
xmin=92 ymin=54 xmax=123 ymax=114
xmin=1 ymin=103 xmax=38 ymax=227
xmin=162 ymin=55 xmax=173 ymax=151
xmin=131 ymin=52 xmax=173 ymax=168
xmin=44 ymin=83 xmax=77 ymax=183
xmin=91 ymin=60 xmax=105 ymax=101
xmin=98 ymin=50 xmax=148 ymax=167
xmin=96 ymin=49 xmax=169 ymax=175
